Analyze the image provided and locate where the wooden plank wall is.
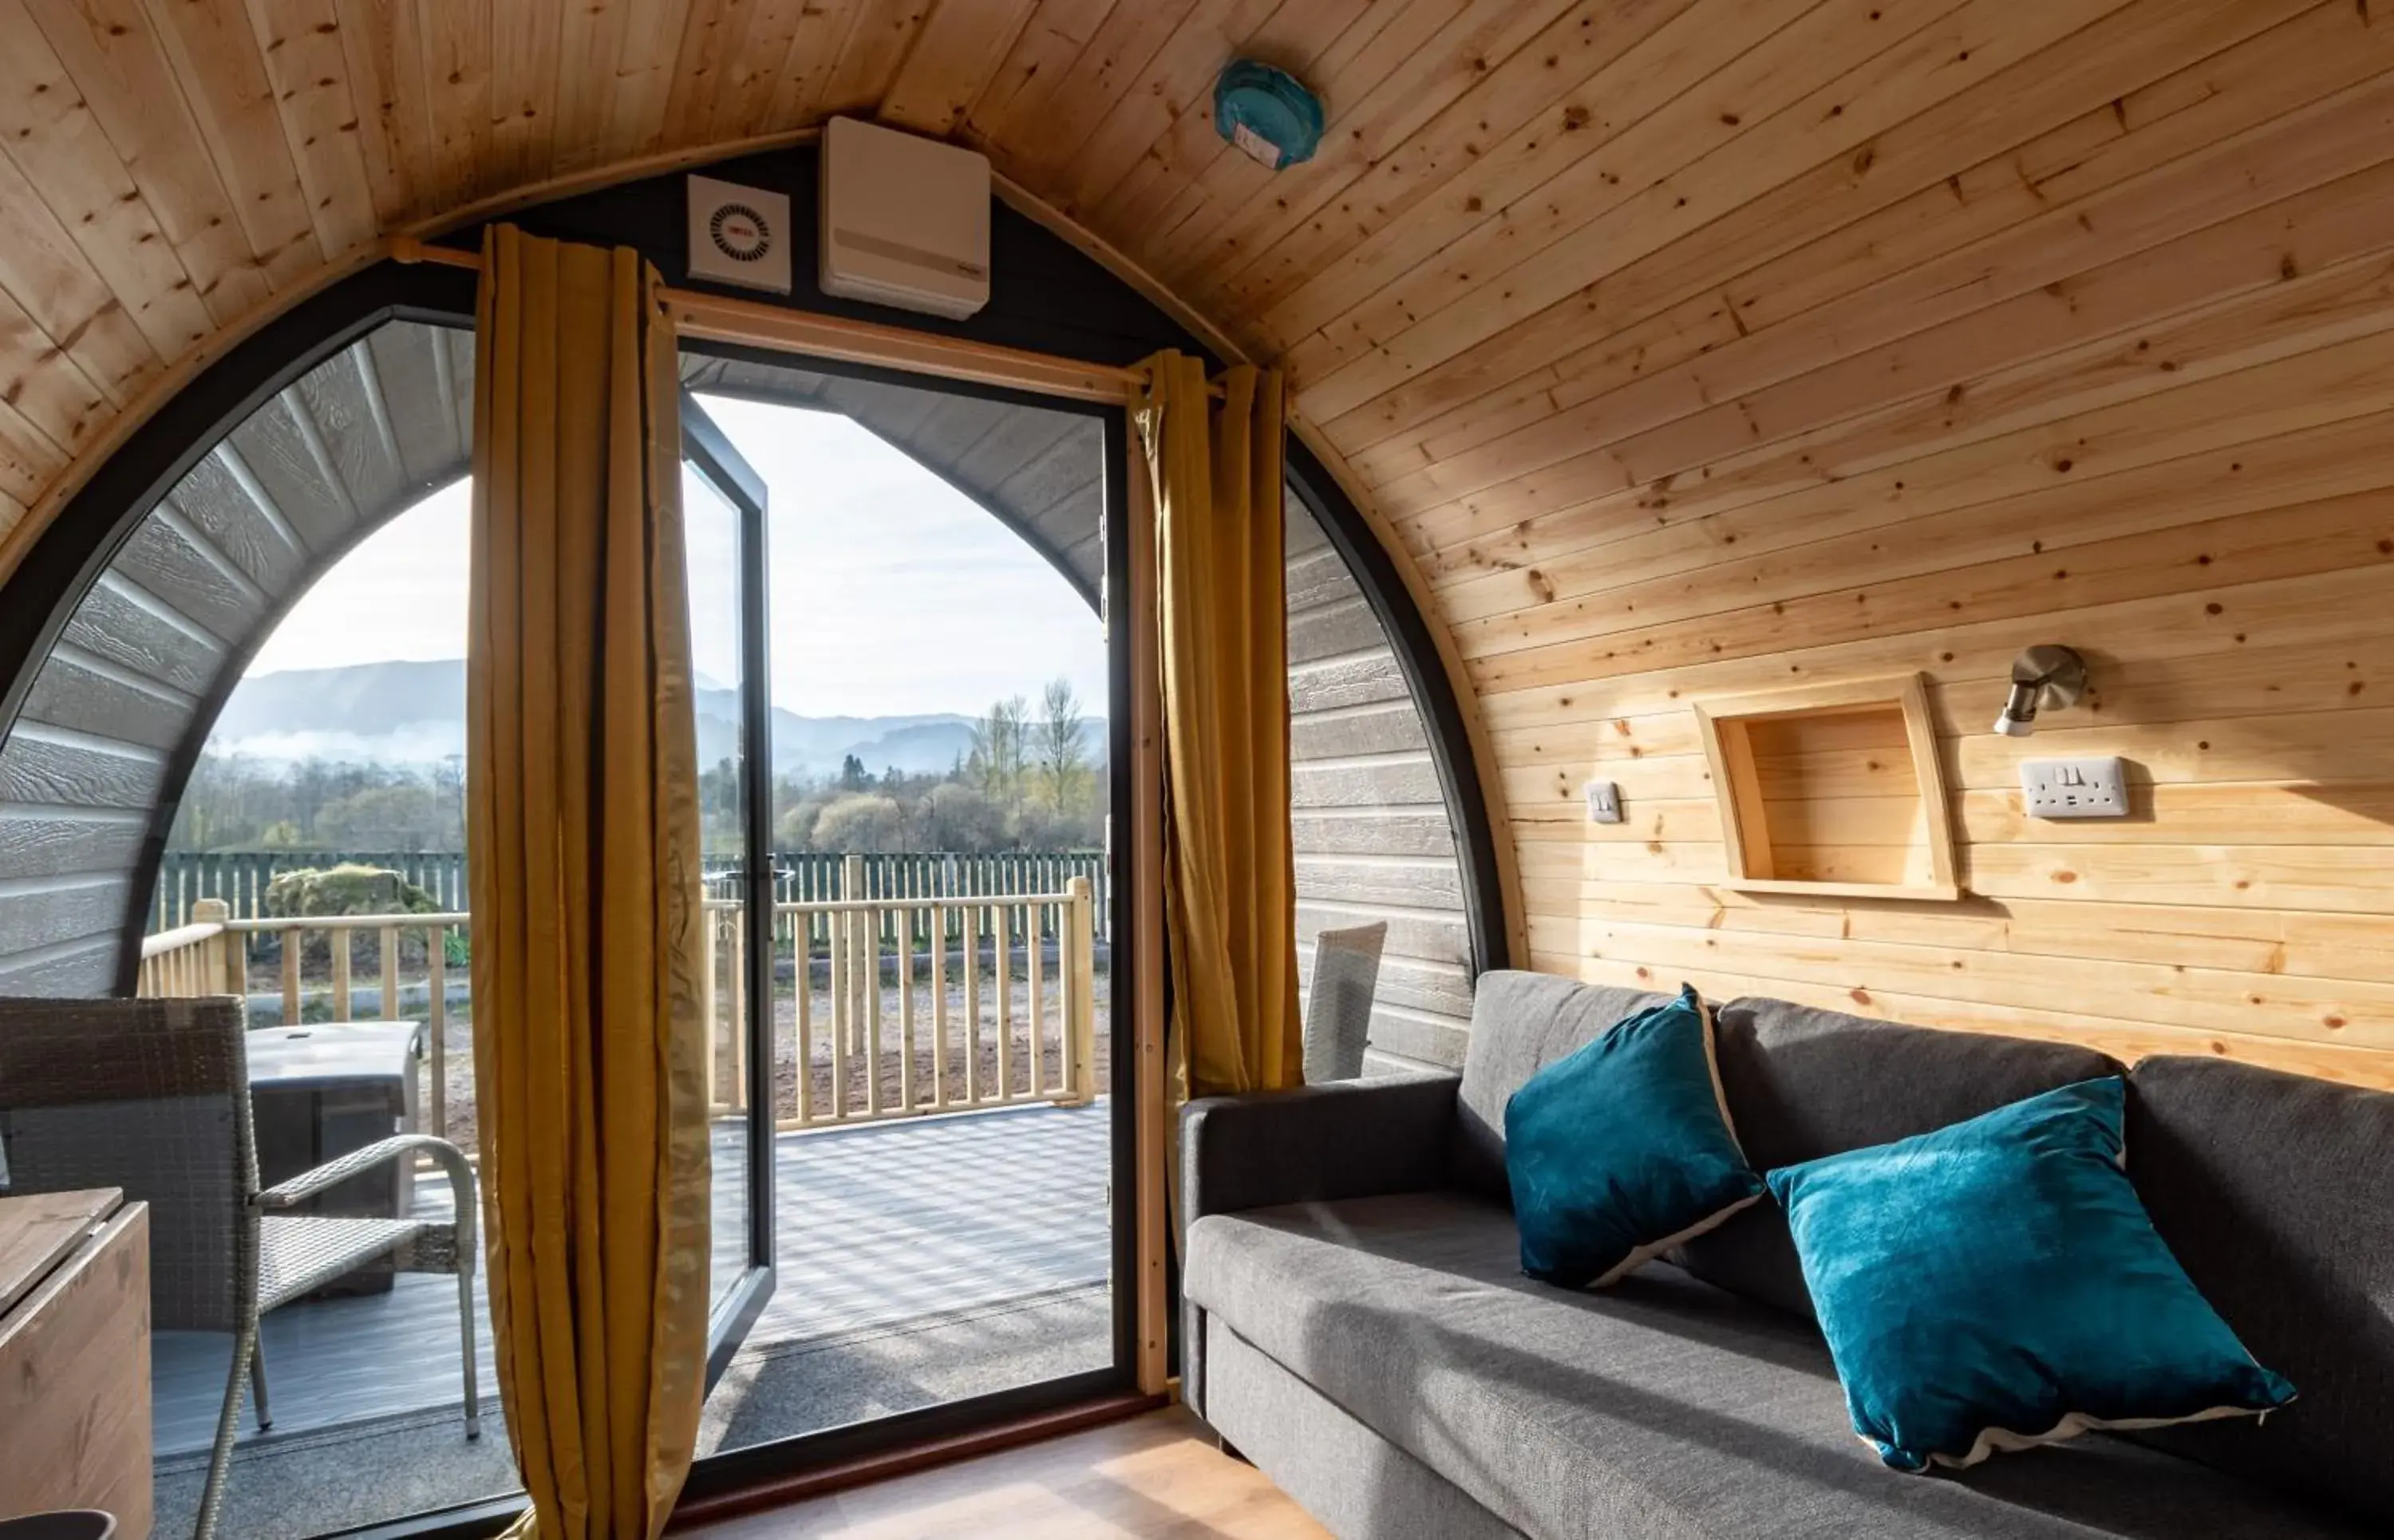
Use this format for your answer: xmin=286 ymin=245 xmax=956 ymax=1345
xmin=1287 ymin=496 xmax=1471 ymax=1072
xmin=1334 ymin=4 xmax=2394 ymax=1092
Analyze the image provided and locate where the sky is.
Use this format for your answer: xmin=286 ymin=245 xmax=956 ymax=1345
xmin=246 ymin=392 xmax=1108 ymax=719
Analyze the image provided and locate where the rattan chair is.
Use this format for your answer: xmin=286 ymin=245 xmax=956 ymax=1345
xmin=1301 ymin=922 xmax=1388 ymax=1084
xmin=0 ymin=997 xmax=479 ymax=1540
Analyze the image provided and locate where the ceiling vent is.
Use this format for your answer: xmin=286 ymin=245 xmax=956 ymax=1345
xmin=819 ymin=116 xmax=991 ymax=321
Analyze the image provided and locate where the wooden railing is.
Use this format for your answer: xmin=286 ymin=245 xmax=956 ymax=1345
xmin=138 ymin=867 xmax=1103 ymax=1146
xmin=701 ymin=865 xmax=1100 ymax=1128
xmin=152 ymin=847 xmax=1111 ymax=940
xmin=135 ymin=898 xmax=246 ymax=999
xmin=140 ymin=901 xmax=470 ymax=1144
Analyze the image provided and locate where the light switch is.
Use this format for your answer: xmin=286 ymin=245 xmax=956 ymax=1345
xmin=1584 ymin=780 xmax=1623 ymax=824
xmin=2021 ymin=757 xmax=2129 ymax=819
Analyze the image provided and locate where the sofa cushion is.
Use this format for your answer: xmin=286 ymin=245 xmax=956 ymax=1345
xmin=1507 ymin=986 xmax=1765 ymax=1289
xmin=1451 ymin=970 xmax=1671 ymax=1201
xmin=1675 ymin=998 xmax=2122 ymax=1319
xmin=2124 ymin=1057 xmax=2394 ymax=1528
xmin=1186 ymin=1192 xmax=2363 ymax=1539
xmin=1768 ymin=1077 xmax=2293 ymax=1473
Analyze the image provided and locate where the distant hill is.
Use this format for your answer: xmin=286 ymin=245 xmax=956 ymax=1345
xmin=210 ymin=660 xmax=1099 ymax=778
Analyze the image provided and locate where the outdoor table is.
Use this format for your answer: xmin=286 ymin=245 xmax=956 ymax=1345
xmin=246 ymin=1020 xmax=422 ymax=1296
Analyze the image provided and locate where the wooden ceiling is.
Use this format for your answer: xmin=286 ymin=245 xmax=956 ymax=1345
xmin=3 ymin=1 xmax=2390 ymax=1077
xmin=0 ymin=1 xmax=2353 ymax=561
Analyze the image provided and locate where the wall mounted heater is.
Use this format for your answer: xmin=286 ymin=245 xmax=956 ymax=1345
xmin=819 ymin=116 xmax=991 ymax=320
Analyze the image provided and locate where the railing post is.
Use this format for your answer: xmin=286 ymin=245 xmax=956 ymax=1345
xmin=795 ymin=918 xmax=813 ymax=1127
xmin=192 ymin=899 xmax=235 ymax=1001
xmin=962 ymin=902 xmax=980 ymax=1104
xmin=843 ymin=855 xmax=866 ymax=1062
xmin=332 ymin=928 xmax=353 ymax=1022
xmin=930 ymin=902 xmax=947 ymax=1108
xmin=380 ymin=925 xmax=401 ymax=1021
xmin=428 ymin=926 xmax=448 ymax=1141
xmin=1066 ymin=876 xmax=1096 ymax=1105
xmin=730 ymin=904 xmax=748 ymax=1113
xmin=700 ymin=890 xmax=721 ymax=1113
xmin=1028 ymin=895 xmax=1046 ymax=1097
xmin=281 ymin=927 xmax=302 ymax=1025
xmin=829 ymin=901 xmax=849 ymax=1121
xmin=994 ymin=901 xmax=1012 ymax=1101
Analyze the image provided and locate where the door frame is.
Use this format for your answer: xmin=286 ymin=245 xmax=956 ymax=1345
xmin=680 ymin=390 xmax=780 ymax=1389
xmin=665 ymin=342 xmax=1151 ymax=1507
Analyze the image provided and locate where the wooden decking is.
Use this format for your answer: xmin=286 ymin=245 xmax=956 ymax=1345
xmin=153 ymin=1101 xmax=1113 ymax=1459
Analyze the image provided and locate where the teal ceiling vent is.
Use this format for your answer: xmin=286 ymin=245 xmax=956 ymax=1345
xmin=1215 ymin=60 xmax=1324 ymax=171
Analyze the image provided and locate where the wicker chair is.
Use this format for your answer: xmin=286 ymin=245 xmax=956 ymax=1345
xmin=0 ymin=997 xmax=479 ymax=1540
xmin=1301 ymin=921 xmax=1388 ymax=1084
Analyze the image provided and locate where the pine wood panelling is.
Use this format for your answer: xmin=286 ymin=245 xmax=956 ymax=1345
xmin=0 ymin=2 xmax=2390 ymax=1088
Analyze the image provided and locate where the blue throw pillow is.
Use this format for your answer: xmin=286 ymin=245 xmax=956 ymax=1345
xmin=1504 ymin=985 xmax=1764 ymax=1288
xmin=1768 ymin=1076 xmax=2294 ymax=1471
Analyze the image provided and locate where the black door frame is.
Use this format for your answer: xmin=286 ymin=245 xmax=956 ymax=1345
xmin=680 ymin=391 xmax=780 ymax=1389
xmin=662 ymin=346 xmax=1144 ymax=1514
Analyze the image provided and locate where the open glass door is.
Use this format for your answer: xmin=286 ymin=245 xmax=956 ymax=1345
xmin=681 ymin=393 xmax=776 ymax=1386
xmin=666 ymin=368 xmax=1132 ymax=1478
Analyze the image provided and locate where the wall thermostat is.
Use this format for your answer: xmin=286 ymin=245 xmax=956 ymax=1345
xmin=687 ymin=175 xmax=792 ymax=295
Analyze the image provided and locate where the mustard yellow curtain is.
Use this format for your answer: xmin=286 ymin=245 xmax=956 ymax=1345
xmin=468 ymin=223 xmax=711 ymax=1540
xmin=1137 ymin=351 xmax=1301 ymax=1100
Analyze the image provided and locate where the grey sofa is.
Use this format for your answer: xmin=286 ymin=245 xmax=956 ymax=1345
xmin=1181 ymin=971 xmax=2393 ymax=1540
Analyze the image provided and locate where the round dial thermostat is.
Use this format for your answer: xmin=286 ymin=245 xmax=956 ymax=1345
xmin=709 ymin=202 xmax=773 ymax=263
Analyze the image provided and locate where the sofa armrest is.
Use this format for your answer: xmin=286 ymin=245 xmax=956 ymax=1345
xmin=1179 ymin=1071 xmax=1460 ymax=1420
xmin=1183 ymin=1070 xmax=1460 ymax=1224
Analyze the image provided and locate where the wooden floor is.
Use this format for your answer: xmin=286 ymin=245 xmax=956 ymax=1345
xmin=681 ymin=1410 xmax=1328 ymax=1539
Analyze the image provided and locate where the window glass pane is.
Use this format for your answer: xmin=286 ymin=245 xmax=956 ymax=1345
xmin=683 ymin=462 xmax=752 ymax=1318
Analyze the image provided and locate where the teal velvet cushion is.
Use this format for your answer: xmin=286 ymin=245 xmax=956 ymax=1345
xmin=1767 ymin=1076 xmax=2295 ymax=1472
xmin=1504 ymin=985 xmax=1765 ymax=1288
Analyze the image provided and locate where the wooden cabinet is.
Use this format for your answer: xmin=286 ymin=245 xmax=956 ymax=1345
xmin=0 ymin=1189 xmax=152 ymax=1537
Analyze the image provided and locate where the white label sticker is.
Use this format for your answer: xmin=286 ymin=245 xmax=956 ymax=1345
xmin=1231 ymin=120 xmax=1285 ymax=170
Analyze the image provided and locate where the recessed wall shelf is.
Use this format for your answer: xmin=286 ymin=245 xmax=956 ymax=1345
xmin=1693 ymin=673 xmax=1961 ymax=902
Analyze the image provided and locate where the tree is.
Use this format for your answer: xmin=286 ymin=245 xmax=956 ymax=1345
xmin=315 ymin=782 xmax=459 ymax=851
xmin=810 ymin=792 xmax=905 ymax=853
xmin=921 ymin=782 xmax=1005 ymax=852
xmin=838 ymin=752 xmax=869 ymax=791
xmin=1037 ymin=677 xmax=1087 ymax=815
xmin=967 ymin=695 xmax=1030 ymax=815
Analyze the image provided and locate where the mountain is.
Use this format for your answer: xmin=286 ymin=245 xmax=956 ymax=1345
xmin=210 ymin=660 xmax=1096 ymax=779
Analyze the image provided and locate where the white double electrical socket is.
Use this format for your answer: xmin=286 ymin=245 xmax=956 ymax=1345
xmin=2021 ymin=757 xmax=2129 ymax=819
xmin=1584 ymin=780 xmax=1623 ymax=824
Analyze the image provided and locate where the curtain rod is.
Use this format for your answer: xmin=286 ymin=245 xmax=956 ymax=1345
xmin=387 ymin=236 xmax=1225 ymax=405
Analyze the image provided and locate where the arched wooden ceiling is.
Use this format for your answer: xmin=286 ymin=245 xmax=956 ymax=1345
xmin=6 ymin=2 xmax=2392 ymax=1079
xmin=0 ymin=0 xmax=2295 ymax=571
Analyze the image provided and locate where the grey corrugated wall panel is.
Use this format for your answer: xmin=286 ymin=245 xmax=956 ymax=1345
xmin=0 ymin=319 xmax=472 ymax=994
xmin=1285 ymin=497 xmax=1472 ymax=1074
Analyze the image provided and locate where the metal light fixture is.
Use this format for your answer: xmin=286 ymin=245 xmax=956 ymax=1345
xmin=1993 ymin=645 xmax=2088 ymax=737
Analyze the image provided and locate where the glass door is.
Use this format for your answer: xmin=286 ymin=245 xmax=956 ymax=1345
xmin=681 ymin=393 xmax=776 ymax=1385
xmin=667 ymin=372 xmax=1132 ymax=1478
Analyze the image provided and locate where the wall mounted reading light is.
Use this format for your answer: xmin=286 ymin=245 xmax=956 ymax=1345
xmin=1993 ymin=645 xmax=2088 ymax=737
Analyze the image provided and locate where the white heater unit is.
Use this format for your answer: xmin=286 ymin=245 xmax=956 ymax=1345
xmin=818 ymin=116 xmax=990 ymax=320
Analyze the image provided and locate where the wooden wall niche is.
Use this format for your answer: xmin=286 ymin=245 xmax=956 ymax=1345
xmin=1695 ymin=675 xmax=1958 ymax=903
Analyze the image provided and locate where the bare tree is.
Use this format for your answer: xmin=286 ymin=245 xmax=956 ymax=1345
xmin=1038 ymin=677 xmax=1087 ymax=814
xmin=968 ymin=695 xmax=1031 ymax=815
